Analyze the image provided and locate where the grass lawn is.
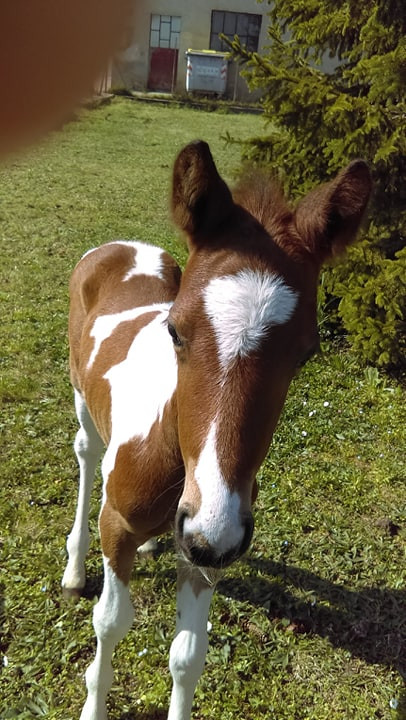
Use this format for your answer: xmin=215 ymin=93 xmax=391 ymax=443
xmin=0 ymin=97 xmax=405 ymax=720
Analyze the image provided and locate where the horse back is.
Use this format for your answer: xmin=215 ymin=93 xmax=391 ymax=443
xmin=69 ymin=241 xmax=181 ymax=441
xmin=69 ymin=240 xmax=181 ymax=383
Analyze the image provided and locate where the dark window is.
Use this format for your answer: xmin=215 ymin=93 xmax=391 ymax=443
xmin=236 ymin=14 xmax=248 ymax=37
xmin=224 ymin=13 xmax=237 ymax=36
xmin=211 ymin=10 xmax=224 ymax=35
xmin=210 ymin=10 xmax=262 ymax=52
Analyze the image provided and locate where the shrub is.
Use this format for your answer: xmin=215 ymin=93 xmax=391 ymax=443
xmin=324 ymin=244 xmax=406 ymax=368
xmin=225 ymin=0 xmax=406 ymax=369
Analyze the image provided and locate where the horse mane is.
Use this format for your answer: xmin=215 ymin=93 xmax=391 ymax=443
xmin=232 ymin=168 xmax=294 ymax=245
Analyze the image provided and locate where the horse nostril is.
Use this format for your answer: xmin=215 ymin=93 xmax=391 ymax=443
xmin=175 ymin=504 xmax=192 ymax=542
xmin=175 ymin=506 xmax=254 ymax=568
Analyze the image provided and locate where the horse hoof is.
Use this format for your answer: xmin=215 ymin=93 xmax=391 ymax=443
xmin=62 ymin=585 xmax=83 ymax=602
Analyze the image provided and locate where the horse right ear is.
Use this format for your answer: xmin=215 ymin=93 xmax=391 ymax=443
xmin=171 ymin=141 xmax=234 ymax=244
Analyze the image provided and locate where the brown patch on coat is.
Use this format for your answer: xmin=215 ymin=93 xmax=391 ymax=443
xmin=106 ymin=394 xmax=184 ymax=534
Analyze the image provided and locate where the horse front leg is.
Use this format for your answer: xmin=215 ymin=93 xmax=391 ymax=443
xmin=168 ymin=562 xmax=216 ymax=720
xmin=80 ymin=500 xmax=138 ymax=720
xmin=62 ymin=389 xmax=104 ymax=599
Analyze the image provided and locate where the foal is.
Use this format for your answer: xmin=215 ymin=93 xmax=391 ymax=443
xmin=62 ymin=141 xmax=371 ymax=719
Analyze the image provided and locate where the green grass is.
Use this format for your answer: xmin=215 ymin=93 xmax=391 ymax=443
xmin=0 ymin=98 xmax=405 ymax=720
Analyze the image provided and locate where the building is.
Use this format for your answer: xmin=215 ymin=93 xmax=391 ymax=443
xmin=112 ymin=1 xmax=270 ymax=101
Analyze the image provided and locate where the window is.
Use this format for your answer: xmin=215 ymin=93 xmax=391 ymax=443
xmin=210 ymin=11 xmax=262 ymax=52
xmin=150 ymin=14 xmax=181 ymax=50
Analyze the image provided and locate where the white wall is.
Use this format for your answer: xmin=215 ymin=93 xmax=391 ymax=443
xmin=112 ymin=0 xmax=270 ymax=100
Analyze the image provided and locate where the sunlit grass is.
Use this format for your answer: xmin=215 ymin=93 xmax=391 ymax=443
xmin=0 ymin=98 xmax=405 ymax=720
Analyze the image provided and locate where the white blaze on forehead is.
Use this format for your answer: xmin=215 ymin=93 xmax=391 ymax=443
xmin=102 ymin=308 xmax=178 ymax=483
xmin=183 ymin=422 xmax=244 ymax=555
xmin=204 ymin=269 xmax=298 ymax=369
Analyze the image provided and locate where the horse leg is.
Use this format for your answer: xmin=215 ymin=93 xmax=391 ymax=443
xmin=168 ymin=562 xmax=216 ymax=720
xmin=80 ymin=500 xmax=138 ymax=720
xmin=62 ymin=389 xmax=104 ymax=598
xmin=137 ymin=537 xmax=158 ymax=555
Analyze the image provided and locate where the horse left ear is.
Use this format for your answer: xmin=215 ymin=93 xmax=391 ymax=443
xmin=294 ymin=160 xmax=372 ymax=264
xmin=171 ymin=140 xmax=234 ymax=244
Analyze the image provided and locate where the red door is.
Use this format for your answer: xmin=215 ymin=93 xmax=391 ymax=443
xmin=148 ymin=48 xmax=179 ymax=92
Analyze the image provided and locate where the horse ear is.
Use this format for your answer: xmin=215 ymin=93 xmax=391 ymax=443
xmin=171 ymin=140 xmax=234 ymax=243
xmin=294 ymin=160 xmax=372 ymax=264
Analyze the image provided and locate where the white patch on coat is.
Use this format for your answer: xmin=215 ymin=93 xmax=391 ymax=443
xmin=168 ymin=577 xmax=214 ymax=720
xmin=81 ymin=241 xmax=164 ymax=283
xmin=80 ymin=555 xmax=134 ymax=720
xmin=62 ymin=389 xmax=104 ymax=593
xmin=87 ymin=302 xmax=169 ymax=369
xmin=117 ymin=241 xmax=165 ymax=282
xmin=101 ymin=307 xmax=178 ymax=483
xmin=204 ymin=269 xmax=298 ymax=369
xmin=182 ymin=422 xmax=244 ymax=556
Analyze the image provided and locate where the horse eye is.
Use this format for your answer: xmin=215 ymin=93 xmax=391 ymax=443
xmin=168 ymin=322 xmax=182 ymax=347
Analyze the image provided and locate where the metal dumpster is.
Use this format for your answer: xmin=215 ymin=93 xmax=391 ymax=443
xmin=185 ymin=49 xmax=228 ymax=95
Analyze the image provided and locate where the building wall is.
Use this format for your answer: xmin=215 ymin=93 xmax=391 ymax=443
xmin=112 ymin=0 xmax=269 ymax=101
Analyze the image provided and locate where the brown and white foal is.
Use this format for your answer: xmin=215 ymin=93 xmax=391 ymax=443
xmin=62 ymin=141 xmax=371 ymax=720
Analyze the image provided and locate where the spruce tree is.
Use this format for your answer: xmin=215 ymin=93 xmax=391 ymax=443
xmin=225 ymin=0 xmax=406 ymax=369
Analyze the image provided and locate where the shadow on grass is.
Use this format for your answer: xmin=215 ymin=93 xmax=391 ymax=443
xmin=76 ymin=540 xmax=405 ymax=718
xmin=78 ymin=539 xmax=405 ymax=678
xmin=81 ymin=573 xmax=104 ymax=600
xmin=0 ymin=582 xmax=8 ymax=656
xmin=218 ymin=557 xmax=406 ymax=677
xmin=397 ymin=690 xmax=406 ymax=720
xmin=118 ymin=713 xmax=166 ymax=720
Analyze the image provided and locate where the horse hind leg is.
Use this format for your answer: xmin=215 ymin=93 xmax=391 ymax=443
xmin=137 ymin=537 xmax=158 ymax=555
xmin=62 ymin=388 xmax=104 ymax=599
